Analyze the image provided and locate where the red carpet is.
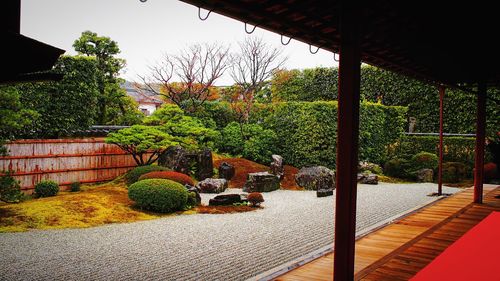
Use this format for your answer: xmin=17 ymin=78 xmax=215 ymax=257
xmin=411 ymin=211 xmax=500 ymax=281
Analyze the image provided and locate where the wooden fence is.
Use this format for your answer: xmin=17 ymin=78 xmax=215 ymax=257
xmin=0 ymin=138 xmax=139 ymax=192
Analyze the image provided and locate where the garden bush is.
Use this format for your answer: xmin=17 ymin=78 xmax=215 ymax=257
xmin=187 ymin=191 xmax=199 ymax=207
xmin=70 ymin=181 xmax=81 ymax=192
xmin=138 ymin=171 xmax=195 ymax=186
xmin=125 ymin=165 xmax=169 ymax=185
xmin=247 ymin=192 xmax=264 ymax=207
xmin=384 ymin=158 xmax=410 ymax=178
xmin=34 ymin=180 xmax=59 ymax=197
xmin=442 ymin=162 xmax=468 ymax=183
xmin=128 ymin=179 xmax=188 ymax=213
xmin=0 ymin=172 xmax=23 ymax=203
xmin=409 ymin=152 xmax=439 ymax=172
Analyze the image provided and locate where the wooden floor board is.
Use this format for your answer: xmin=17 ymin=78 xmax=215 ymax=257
xmin=274 ymin=185 xmax=499 ymax=281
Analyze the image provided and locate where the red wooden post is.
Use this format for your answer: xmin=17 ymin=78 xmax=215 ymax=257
xmin=438 ymin=86 xmax=445 ymax=196
xmin=333 ymin=1 xmax=361 ymax=280
xmin=474 ymin=82 xmax=487 ymax=203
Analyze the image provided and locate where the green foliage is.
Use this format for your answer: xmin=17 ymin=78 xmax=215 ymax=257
xmin=125 ymin=165 xmax=169 ymax=186
xmin=0 ymin=86 xmax=38 ymax=154
xmin=384 ymin=158 xmax=410 ymax=178
xmin=409 ymin=152 xmax=439 ymax=172
xmin=70 ymin=182 xmax=81 ymax=192
xmin=388 ymin=135 xmax=480 ymax=170
xmin=34 ymin=180 xmax=59 ymax=198
xmin=128 ymin=179 xmax=188 ymax=213
xmin=186 ymin=191 xmax=198 ymax=208
xmin=144 ymin=104 xmax=220 ymax=150
xmin=187 ymin=101 xmax=237 ymax=130
xmin=270 ymin=66 xmax=500 ymax=136
xmin=0 ymin=172 xmax=23 ymax=203
xmin=442 ymin=162 xmax=468 ymax=183
xmin=218 ymin=122 xmax=278 ymax=164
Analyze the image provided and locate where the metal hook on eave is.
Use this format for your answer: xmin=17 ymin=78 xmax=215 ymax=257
xmin=280 ymin=35 xmax=292 ymax=45
xmin=244 ymin=22 xmax=258 ymax=34
xmin=198 ymin=7 xmax=212 ymax=21
xmin=309 ymin=45 xmax=320 ymax=54
xmin=333 ymin=52 xmax=339 ymax=62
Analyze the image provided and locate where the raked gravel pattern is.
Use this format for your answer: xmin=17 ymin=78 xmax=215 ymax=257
xmin=0 ymin=183 xmax=459 ymax=281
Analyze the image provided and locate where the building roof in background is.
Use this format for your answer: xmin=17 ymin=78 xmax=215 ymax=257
xmin=121 ymin=81 xmax=164 ymax=105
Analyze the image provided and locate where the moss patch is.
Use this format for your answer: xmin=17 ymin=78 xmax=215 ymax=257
xmin=0 ymin=182 xmax=160 ymax=233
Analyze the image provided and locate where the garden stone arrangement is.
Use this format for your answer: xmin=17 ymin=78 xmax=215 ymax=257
xmin=243 ymin=172 xmax=281 ymax=192
xmin=295 ymin=166 xmax=336 ymax=197
xmin=0 ymin=183 xmax=460 ymax=281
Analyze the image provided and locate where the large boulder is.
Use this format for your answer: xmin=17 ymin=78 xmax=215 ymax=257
xmin=196 ymin=149 xmax=213 ymax=180
xmin=295 ymin=166 xmax=336 ymax=191
xmin=243 ymin=172 xmax=280 ymax=192
xmin=218 ymin=162 xmax=235 ymax=180
xmin=317 ymin=189 xmax=334 ymax=197
xmin=158 ymin=146 xmax=194 ymax=175
xmin=417 ymin=169 xmax=434 ymax=182
xmin=196 ymin=178 xmax=228 ymax=193
xmin=357 ymin=173 xmax=379 ymax=185
xmin=209 ymin=194 xmax=247 ymax=206
xmin=270 ymin=154 xmax=284 ymax=180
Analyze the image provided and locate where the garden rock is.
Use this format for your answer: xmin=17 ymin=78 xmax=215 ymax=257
xmin=270 ymin=154 xmax=284 ymax=179
xmin=295 ymin=166 xmax=336 ymax=191
xmin=417 ymin=169 xmax=434 ymax=182
xmin=185 ymin=184 xmax=201 ymax=205
xmin=317 ymin=189 xmax=334 ymax=197
xmin=196 ymin=149 xmax=213 ymax=180
xmin=358 ymin=161 xmax=383 ymax=174
xmin=218 ymin=162 xmax=235 ymax=180
xmin=209 ymin=194 xmax=246 ymax=206
xmin=158 ymin=146 xmax=193 ymax=175
xmin=357 ymin=173 xmax=379 ymax=185
xmin=243 ymin=172 xmax=280 ymax=193
xmin=196 ymin=178 xmax=228 ymax=193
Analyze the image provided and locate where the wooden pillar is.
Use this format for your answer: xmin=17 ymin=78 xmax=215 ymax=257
xmin=437 ymin=86 xmax=445 ymax=196
xmin=474 ymin=82 xmax=487 ymax=203
xmin=333 ymin=1 xmax=361 ymax=280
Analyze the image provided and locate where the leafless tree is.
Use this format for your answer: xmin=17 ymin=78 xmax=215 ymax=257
xmin=228 ymin=37 xmax=287 ymax=137
xmin=139 ymin=43 xmax=230 ymax=112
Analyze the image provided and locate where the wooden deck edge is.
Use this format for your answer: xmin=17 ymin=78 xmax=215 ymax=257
xmin=253 ymin=190 xmax=462 ymax=281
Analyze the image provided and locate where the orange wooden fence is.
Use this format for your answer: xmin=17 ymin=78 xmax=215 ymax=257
xmin=0 ymin=138 xmax=139 ymax=192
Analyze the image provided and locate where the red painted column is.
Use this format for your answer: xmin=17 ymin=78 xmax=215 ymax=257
xmin=333 ymin=1 xmax=361 ymax=280
xmin=438 ymin=86 xmax=445 ymax=196
xmin=474 ymin=82 xmax=487 ymax=203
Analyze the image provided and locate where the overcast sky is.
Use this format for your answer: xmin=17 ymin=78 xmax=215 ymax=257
xmin=21 ymin=0 xmax=338 ymax=85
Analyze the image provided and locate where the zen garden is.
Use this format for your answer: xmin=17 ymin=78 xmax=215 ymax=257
xmin=1 ymin=1 xmax=500 ymax=281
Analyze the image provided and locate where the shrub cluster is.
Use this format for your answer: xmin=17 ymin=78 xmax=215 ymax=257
xmin=128 ymin=179 xmax=188 ymax=213
xmin=70 ymin=181 xmax=81 ymax=192
xmin=0 ymin=172 xmax=23 ymax=203
xmin=138 ymin=171 xmax=195 ymax=186
xmin=34 ymin=180 xmax=59 ymax=197
xmin=442 ymin=162 xmax=468 ymax=183
xmin=125 ymin=165 xmax=169 ymax=185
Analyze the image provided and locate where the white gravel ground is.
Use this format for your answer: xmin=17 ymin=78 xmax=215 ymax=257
xmin=0 ymin=183 xmax=459 ymax=281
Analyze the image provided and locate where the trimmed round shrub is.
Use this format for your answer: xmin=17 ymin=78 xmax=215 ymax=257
xmin=128 ymin=179 xmax=188 ymax=213
xmin=187 ymin=191 xmax=199 ymax=207
xmin=125 ymin=165 xmax=169 ymax=185
xmin=138 ymin=171 xmax=195 ymax=186
xmin=35 ymin=180 xmax=59 ymax=197
xmin=409 ymin=152 xmax=438 ymax=171
xmin=384 ymin=158 xmax=409 ymax=178
xmin=247 ymin=192 xmax=264 ymax=207
xmin=70 ymin=181 xmax=81 ymax=192
xmin=442 ymin=162 xmax=468 ymax=183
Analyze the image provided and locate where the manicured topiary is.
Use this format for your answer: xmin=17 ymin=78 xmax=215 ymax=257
xmin=34 ymin=180 xmax=59 ymax=197
xmin=138 ymin=171 xmax=195 ymax=186
xmin=125 ymin=165 xmax=169 ymax=185
xmin=186 ymin=191 xmax=199 ymax=207
xmin=442 ymin=162 xmax=467 ymax=183
xmin=128 ymin=179 xmax=188 ymax=213
xmin=70 ymin=181 xmax=81 ymax=192
xmin=247 ymin=192 xmax=264 ymax=207
xmin=409 ymin=152 xmax=438 ymax=171
xmin=384 ymin=158 xmax=410 ymax=178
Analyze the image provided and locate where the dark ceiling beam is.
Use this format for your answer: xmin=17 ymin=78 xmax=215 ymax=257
xmin=1 ymin=0 xmax=21 ymax=33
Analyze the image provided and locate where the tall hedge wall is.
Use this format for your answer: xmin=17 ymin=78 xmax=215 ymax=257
xmin=271 ymin=66 xmax=500 ymax=136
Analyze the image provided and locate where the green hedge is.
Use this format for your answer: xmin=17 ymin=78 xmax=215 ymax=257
xmin=128 ymin=179 xmax=188 ymax=213
xmin=388 ymin=135 xmax=490 ymax=172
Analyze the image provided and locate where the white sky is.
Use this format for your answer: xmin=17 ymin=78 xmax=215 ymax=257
xmin=21 ymin=0 xmax=338 ymax=85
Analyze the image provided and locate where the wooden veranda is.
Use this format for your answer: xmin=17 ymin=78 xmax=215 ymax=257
xmin=275 ymin=185 xmax=500 ymax=280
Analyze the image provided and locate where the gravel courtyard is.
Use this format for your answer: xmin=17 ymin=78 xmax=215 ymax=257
xmin=0 ymin=183 xmax=459 ymax=281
